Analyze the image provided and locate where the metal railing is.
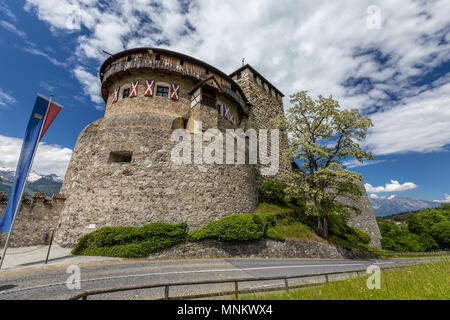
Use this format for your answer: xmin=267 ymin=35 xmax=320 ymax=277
xmin=68 ymin=264 xmax=408 ymax=300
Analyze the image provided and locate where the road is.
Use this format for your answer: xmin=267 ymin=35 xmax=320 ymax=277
xmin=0 ymin=257 xmax=438 ymax=300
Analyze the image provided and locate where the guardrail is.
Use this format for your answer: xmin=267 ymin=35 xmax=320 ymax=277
xmin=68 ymin=264 xmax=409 ymax=300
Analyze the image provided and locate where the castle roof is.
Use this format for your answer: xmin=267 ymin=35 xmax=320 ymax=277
xmin=229 ymin=64 xmax=285 ymax=98
xmin=99 ymin=47 xmax=251 ymax=115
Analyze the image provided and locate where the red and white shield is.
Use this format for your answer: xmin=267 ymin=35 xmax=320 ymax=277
xmin=130 ymin=81 xmax=138 ymax=97
xmin=170 ymin=83 xmax=180 ymax=100
xmin=144 ymin=80 xmax=155 ymax=96
xmin=224 ymin=105 xmax=234 ymax=124
xmin=112 ymin=87 xmax=119 ymax=103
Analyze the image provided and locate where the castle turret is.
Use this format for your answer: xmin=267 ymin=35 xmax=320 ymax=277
xmin=55 ymin=48 xmax=261 ymax=247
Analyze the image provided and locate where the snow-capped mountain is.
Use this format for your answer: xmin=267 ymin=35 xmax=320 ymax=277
xmin=0 ymin=168 xmax=63 ymax=197
xmin=369 ymin=196 xmax=440 ymax=216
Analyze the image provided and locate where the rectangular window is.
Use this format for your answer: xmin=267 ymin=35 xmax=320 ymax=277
xmin=155 ymin=54 xmax=161 ymax=61
xmin=108 ymin=151 xmax=132 ymax=163
xmin=122 ymin=88 xmax=130 ymax=99
xmin=156 ymin=86 xmax=169 ymax=97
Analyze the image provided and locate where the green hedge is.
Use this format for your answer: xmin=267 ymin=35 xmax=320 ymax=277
xmin=189 ymin=213 xmax=275 ymax=242
xmin=71 ymin=222 xmax=188 ymax=258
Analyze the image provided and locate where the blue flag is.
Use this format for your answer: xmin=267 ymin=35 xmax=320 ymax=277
xmin=0 ymin=95 xmax=53 ymax=233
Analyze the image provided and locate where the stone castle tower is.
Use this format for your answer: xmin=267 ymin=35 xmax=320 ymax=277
xmin=54 ymin=48 xmax=381 ymax=248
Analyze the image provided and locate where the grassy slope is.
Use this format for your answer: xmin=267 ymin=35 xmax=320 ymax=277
xmin=239 ymin=259 xmax=450 ymax=300
xmin=255 ymin=203 xmax=324 ymax=242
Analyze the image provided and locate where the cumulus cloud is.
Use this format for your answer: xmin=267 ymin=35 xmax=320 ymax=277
xmin=369 ymin=193 xmax=379 ymax=199
xmin=73 ymin=67 xmax=103 ymax=106
xmin=0 ymin=135 xmax=72 ymax=177
xmin=23 ymin=0 xmax=450 ymax=153
xmin=434 ymin=194 xmax=450 ymax=203
xmin=365 ymin=179 xmax=418 ymax=193
xmin=0 ymin=89 xmax=16 ymax=108
xmin=364 ymin=82 xmax=450 ymax=155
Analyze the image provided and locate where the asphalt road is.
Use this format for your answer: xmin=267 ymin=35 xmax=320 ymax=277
xmin=0 ymin=257 xmax=438 ymax=300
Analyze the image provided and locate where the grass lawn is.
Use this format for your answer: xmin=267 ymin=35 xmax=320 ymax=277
xmin=238 ymin=259 xmax=450 ymax=300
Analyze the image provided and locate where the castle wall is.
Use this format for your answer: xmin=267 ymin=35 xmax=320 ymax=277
xmin=235 ymin=70 xmax=292 ymax=182
xmin=340 ymin=179 xmax=382 ymax=248
xmin=55 ymin=112 xmax=259 ymax=247
xmin=104 ymin=73 xmax=194 ymax=119
xmin=0 ymin=193 xmax=65 ymax=248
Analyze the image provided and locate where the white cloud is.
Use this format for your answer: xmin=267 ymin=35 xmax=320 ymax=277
xmin=365 ymin=179 xmax=418 ymax=193
xmin=387 ymin=195 xmax=396 ymax=200
xmin=0 ymin=89 xmax=16 ymax=108
xmin=0 ymin=1 xmax=17 ymax=22
xmin=23 ymin=0 xmax=450 ymax=148
xmin=343 ymin=159 xmax=385 ymax=168
xmin=369 ymin=193 xmax=379 ymax=199
xmin=434 ymin=194 xmax=450 ymax=203
xmin=73 ymin=67 xmax=103 ymax=106
xmin=23 ymin=43 xmax=66 ymax=67
xmin=364 ymin=82 xmax=450 ymax=155
xmin=0 ymin=135 xmax=72 ymax=177
xmin=0 ymin=19 xmax=26 ymax=38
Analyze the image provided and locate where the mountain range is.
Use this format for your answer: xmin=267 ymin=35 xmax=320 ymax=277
xmin=0 ymin=168 xmax=63 ymax=198
xmin=369 ymin=196 xmax=440 ymax=216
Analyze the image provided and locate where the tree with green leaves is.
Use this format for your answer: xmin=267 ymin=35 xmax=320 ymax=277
xmin=276 ymin=90 xmax=374 ymax=238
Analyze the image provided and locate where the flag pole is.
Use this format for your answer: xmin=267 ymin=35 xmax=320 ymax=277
xmin=0 ymin=95 xmax=53 ymax=270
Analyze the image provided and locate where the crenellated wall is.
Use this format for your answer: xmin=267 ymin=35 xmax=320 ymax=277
xmin=0 ymin=192 xmax=66 ymax=248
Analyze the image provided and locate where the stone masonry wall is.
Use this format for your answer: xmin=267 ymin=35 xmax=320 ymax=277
xmin=341 ymin=179 xmax=382 ymax=248
xmin=55 ymin=112 xmax=259 ymax=247
xmin=148 ymin=238 xmax=377 ymax=260
xmin=0 ymin=192 xmax=65 ymax=248
xmin=236 ymin=72 xmax=292 ymax=182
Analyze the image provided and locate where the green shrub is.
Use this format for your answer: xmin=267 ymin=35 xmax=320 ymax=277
xmin=72 ymin=222 xmax=188 ymax=258
xmin=430 ymin=221 xmax=450 ymax=249
xmin=349 ymin=226 xmax=371 ymax=244
xmin=265 ymin=227 xmax=286 ymax=241
xmin=189 ymin=213 xmax=275 ymax=242
xmin=327 ymin=214 xmax=371 ymax=245
xmin=259 ymin=179 xmax=287 ymax=206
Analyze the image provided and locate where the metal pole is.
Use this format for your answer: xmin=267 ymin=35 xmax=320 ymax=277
xmin=44 ymin=229 xmax=55 ymax=265
xmin=0 ymin=95 xmax=53 ymax=270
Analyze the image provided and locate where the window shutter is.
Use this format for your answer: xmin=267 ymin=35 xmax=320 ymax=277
xmin=144 ymin=80 xmax=155 ymax=97
xmin=112 ymin=87 xmax=120 ymax=103
xmin=130 ymin=81 xmax=138 ymax=97
xmin=170 ymin=83 xmax=180 ymax=100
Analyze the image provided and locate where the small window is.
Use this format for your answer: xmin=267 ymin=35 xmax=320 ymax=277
xmin=205 ymin=68 xmax=209 ymax=75
xmin=156 ymin=85 xmax=169 ymax=97
xmin=180 ymin=59 xmax=184 ymax=66
xmin=122 ymin=88 xmax=130 ymax=99
xmin=108 ymin=151 xmax=132 ymax=163
xmin=155 ymin=54 xmax=161 ymax=61
xmin=253 ymin=74 xmax=257 ymax=82
xmin=127 ymin=56 xmax=132 ymax=62
xmin=218 ymin=105 xmax=223 ymax=116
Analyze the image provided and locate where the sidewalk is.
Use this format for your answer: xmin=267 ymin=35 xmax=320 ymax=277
xmin=0 ymin=244 xmax=121 ymax=271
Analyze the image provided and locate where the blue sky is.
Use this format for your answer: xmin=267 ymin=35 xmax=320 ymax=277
xmin=0 ymin=0 xmax=449 ymax=203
